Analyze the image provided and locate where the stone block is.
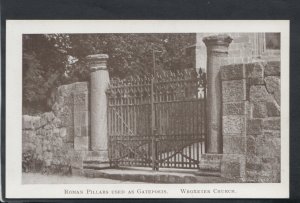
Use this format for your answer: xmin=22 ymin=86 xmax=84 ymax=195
xmin=246 ymin=170 xmax=260 ymax=182
xmin=221 ymin=154 xmax=246 ymax=180
xmin=263 ymin=118 xmax=280 ymax=130
xmin=198 ymin=154 xmax=222 ymax=171
xmin=52 ymin=128 xmax=60 ymax=137
xmin=71 ymin=151 xmax=84 ymax=169
xmin=256 ymin=137 xmax=280 ymax=158
xmin=248 ymin=77 xmax=264 ymax=85
xmin=59 ymin=127 xmax=66 ymax=138
xmin=265 ymin=61 xmax=280 ymax=76
xmin=246 ymin=155 xmax=262 ymax=166
xmin=261 ymin=157 xmax=280 ymax=165
xmin=260 ymin=165 xmax=279 ymax=178
xmin=40 ymin=116 xmax=48 ymax=127
xmin=249 ymin=85 xmax=272 ymax=102
xmin=51 ymin=118 xmax=61 ymax=128
xmin=22 ymin=115 xmax=33 ymax=130
xmin=42 ymin=112 xmax=55 ymax=123
xmin=221 ymin=64 xmax=245 ymax=81
xmin=266 ymin=100 xmax=280 ymax=117
xmin=74 ymin=136 xmax=89 ymax=151
xmin=223 ymin=102 xmax=246 ymax=115
xmin=263 ymin=130 xmax=280 ymax=138
xmin=223 ymin=115 xmax=245 ymax=135
xmin=252 ymin=102 xmax=267 ymax=118
xmin=143 ymin=175 xmax=155 ymax=183
xmin=74 ymin=126 xmax=81 ymax=137
xmin=85 ymin=151 xmax=103 ymax=157
xmin=247 ymin=119 xmax=263 ymax=135
xmin=246 ymin=136 xmax=258 ymax=155
xmin=72 ymin=168 xmax=84 ymax=176
xmin=66 ymin=127 xmax=74 ymax=143
xmin=201 ymin=153 xmax=223 ymax=161
xmin=58 ymin=107 xmax=73 ymax=127
xmin=85 ymin=151 xmax=109 ymax=162
xmin=81 ymin=126 xmax=88 ymax=137
xmin=73 ymin=92 xmax=88 ymax=105
xmin=259 ymin=170 xmax=280 ymax=183
xmin=168 ymin=175 xmax=178 ymax=183
xmin=160 ymin=175 xmax=170 ymax=183
xmin=264 ymin=76 xmax=280 ymax=105
xmin=246 ymin=157 xmax=264 ymax=181
xmin=246 ymin=102 xmax=253 ymax=119
xmin=74 ymin=104 xmax=88 ymax=112
xmin=23 ymin=115 xmax=41 ymax=130
xmin=75 ymin=82 xmax=88 ymax=92
xmin=81 ymin=111 xmax=89 ymax=127
xmin=246 ymin=162 xmax=262 ymax=171
xmin=33 ymin=117 xmax=42 ymax=129
xmin=74 ymin=112 xmax=81 ymax=127
xmin=245 ymin=62 xmax=264 ymax=79
xmin=184 ymin=176 xmax=197 ymax=183
xmin=57 ymin=83 xmax=75 ymax=97
xmin=44 ymin=124 xmax=53 ymax=130
xmin=222 ymin=79 xmax=247 ymax=102
xmin=223 ymin=136 xmax=246 ymax=154
xmin=64 ymin=95 xmax=74 ymax=105
xmin=51 ymin=102 xmax=60 ymax=115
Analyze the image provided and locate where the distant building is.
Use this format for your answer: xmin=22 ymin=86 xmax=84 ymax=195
xmin=185 ymin=33 xmax=281 ymax=73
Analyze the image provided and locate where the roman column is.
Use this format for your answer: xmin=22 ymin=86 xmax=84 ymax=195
xmin=87 ymin=54 xmax=109 ymax=160
xmin=203 ymin=34 xmax=232 ymax=153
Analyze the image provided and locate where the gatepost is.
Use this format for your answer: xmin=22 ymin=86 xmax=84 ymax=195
xmin=197 ymin=34 xmax=232 ymax=175
xmin=203 ymin=34 xmax=233 ymax=153
xmin=87 ymin=54 xmax=110 ymax=163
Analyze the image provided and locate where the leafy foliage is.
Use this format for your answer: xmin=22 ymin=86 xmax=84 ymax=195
xmin=23 ymin=33 xmax=195 ymax=114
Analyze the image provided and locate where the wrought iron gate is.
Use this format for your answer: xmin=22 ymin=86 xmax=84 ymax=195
xmin=106 ymin=69 xmax=206 ymax=170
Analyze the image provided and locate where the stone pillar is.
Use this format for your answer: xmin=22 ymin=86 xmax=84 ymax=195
xmin=203 ymin=34 xmax=232 ymax=154
xmin=87 ymin=54 xmax=109 ymax=160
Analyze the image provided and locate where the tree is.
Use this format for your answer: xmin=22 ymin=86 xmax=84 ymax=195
xmin=23 ymin=34 xmax=71 ymax=114
xmin=22 ymin=33 xmax=196 ymax=114
xmin=68 ymin=33 xmax=195 ymax=79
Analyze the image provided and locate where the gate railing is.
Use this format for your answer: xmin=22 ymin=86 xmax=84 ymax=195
xmin=106 ymin=68 xmax=206 ymax=169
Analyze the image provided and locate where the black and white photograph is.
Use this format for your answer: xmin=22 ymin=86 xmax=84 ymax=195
xmin=5 ymin=20 xmax=289 ymax=199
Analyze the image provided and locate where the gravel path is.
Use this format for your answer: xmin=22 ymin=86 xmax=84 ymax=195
xmin=22 ymin=172 xmax=145 ymax=184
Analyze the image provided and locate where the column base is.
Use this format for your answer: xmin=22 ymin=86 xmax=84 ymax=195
xmin=82 ymin=150 xmax=110 ymax=170
xmin=196 ymin=154 xmax=246 ymax=181
xmin=85 ymin=150 xmax=109 ymax=161
xmin=195 ymin=154 xmax=222 ymax=177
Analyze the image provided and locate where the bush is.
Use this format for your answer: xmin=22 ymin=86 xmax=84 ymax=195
xmin=22 ymin=151 xmax=43 ymax=173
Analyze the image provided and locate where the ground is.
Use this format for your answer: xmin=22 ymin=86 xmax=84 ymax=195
xmin=22 ymin=172 xmax=145 ymax=184
xmin=22 ymin=167 xmax=231 ymax=184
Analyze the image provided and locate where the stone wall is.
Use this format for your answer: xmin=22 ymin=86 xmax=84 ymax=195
xmin=220 ymin=61 xmax=281 ymax=182
xmin=22 ymin=112 xmax=72 ymax=174
xmin=22 ymin=82 xmax=89 ymax=174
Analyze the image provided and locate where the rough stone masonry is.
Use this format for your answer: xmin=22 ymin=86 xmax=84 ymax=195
xmin=221 ymin=60 xmax=280 ymax=182
xmin=22 ymin=82 xmax=89 ymax=175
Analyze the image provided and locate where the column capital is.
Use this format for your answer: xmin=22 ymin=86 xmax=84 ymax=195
xmin=86 ymin=54 xmax=109 ymax=72
xmin=203 ymin=34 xmax=233 ymax=54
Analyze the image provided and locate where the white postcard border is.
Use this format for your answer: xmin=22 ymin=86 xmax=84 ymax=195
xmin=6 ymin=20 xmax=289 ymax=199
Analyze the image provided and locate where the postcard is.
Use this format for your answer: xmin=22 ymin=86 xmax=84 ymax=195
xmin=5 ymin=20 xmax=289 ymax=199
